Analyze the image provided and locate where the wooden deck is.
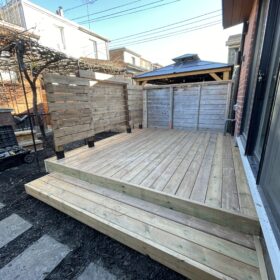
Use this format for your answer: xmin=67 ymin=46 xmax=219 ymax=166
xmin=25 ymin=129 xmax=267 ymax=280
xmin=46 ymin=128 xmax=257 ymax=218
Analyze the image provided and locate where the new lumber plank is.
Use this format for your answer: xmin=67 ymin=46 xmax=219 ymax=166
xmin=44 ymin=159 xmax=260 ymax=235
xmin=51 ymin=172 xmax=255 ymax=250
xmin=151 ymin=132 xmax=200 ymax=191
xmin=25 ymin=182 xmax=229 ymax=280
xmin=222 ymin=135 xmax=240 ymax=212
xmin=37 ymin=175 xmax=259 ymax=268
xmin=205 ymin=133 xmax=223 ymax=208
xmin=25 ymin=175 xmax=263 ymax=280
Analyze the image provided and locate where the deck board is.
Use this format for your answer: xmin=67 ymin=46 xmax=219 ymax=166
xmin=176 ymin=133 xmax=211 ymax=198
xmin=205 ymin=133 xmax=223 ymax=208
xmin=25 ymin=173 xmax=263 ymax=280
xmin=45 ymin=128 xmax=257 ymax=219
xmin=152 ymin=132 xmax=200 ymax=191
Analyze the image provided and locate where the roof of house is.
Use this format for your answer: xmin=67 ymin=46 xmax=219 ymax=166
xmin=135 ymin=54 xmax=232 ymax=79
xmin=222 ymin=0 xmax=254 ymax=28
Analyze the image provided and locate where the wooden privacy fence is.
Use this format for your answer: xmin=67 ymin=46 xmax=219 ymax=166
xmin=143 ymin=81 xmax=232 ymax=131
xmin=43 ymin=73 xmax=143 ymax=158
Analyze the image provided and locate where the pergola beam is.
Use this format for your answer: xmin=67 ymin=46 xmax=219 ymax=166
xmin=134 ymin=67 xmax=232 ymax=83
xmin=210 ymin=72 xmax=222 ymax=81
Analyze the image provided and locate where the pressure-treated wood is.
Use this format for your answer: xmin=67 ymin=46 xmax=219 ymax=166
xmin=45 ymin=129 xmax=258 ymax=234
xmin=127 ymin=85 xmax=143 ymax=128
xmin=145 ymin=81 xmax=232 ymax=131
xmin=25 ymin=172 xmax=266 ymax=280
xmin=43 ymin=73 xmax=143 ymax=151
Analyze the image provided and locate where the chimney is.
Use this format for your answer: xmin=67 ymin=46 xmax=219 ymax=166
xmin=56 ymin=6 xmax=64 ymax=17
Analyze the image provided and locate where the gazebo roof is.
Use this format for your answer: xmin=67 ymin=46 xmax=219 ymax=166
xmin=135 ymin=54 xmax=231 ymax=80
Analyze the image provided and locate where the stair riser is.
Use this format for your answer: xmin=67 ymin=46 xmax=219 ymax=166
xmin=45 ymin=160 xmax=260 ymax=235
xmin=25 ymin=183 xmax=225 ymax=280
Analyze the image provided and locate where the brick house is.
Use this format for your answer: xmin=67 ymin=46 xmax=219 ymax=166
xmin=109 ymin=47 xmax=154 ymax=75
xmin=222 ymin=0 xmax=280 ymax=278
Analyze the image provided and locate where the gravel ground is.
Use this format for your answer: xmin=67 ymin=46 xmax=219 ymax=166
xmin=0 ymin=133 xmax=186 ymax=280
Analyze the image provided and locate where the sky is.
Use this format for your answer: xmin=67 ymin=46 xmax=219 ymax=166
xmin=29 ymin=0 xmax=242 ymax=65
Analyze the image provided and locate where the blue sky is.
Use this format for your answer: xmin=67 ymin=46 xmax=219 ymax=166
xmin=30 ymin=0 xmax=242 ymax=65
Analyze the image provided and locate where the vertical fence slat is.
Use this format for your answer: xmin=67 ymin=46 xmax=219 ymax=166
xmin=169 ymin=87 xmax=174 ymax=129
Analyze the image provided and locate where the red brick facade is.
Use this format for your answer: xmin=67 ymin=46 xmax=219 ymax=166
xmin=235 ymin=0 xmax=259 ymax=135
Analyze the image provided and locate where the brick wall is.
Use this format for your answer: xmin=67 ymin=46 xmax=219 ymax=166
xmin=235 ymin=0 xmax=259 ymax=135
xmin=110 ymin=50 xmax=124 ymax=63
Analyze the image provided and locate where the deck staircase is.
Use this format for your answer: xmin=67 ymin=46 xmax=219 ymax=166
xmin=25 ymin=170 xmax=268 ymax=280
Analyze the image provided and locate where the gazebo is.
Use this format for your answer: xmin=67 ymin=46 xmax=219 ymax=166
xmin=134 ymin=54 xmax=232 ymax=85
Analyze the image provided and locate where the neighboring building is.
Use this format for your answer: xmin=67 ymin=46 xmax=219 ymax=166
xmin=134 ymin=53 xmax=232 ymax=85
xmin=226 ymin=34 xmax=242 ymax=65
xmin=152 ymin=63 xmax=163 ymax=70
xmin=0 ymin=0 xmax=110 ymax=60
xmin=109 ymin=47 xmax=154 ymax=75
xmin=222 ymin=0 xmax=280 ymax=279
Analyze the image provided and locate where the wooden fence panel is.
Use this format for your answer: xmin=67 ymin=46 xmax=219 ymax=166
xmin=43 ymin=74 xmax=94 ymax=150
xmin=89 ymin=83 xmax=127 ymax=134
xmin=145 ymin=81 xmax=231 ymax=131
xmin=43 ymin=73 xmax=143 ymax=154
xmin=127 ymin=85 xmax=143 ymax=128
xmin=147 ymin=88 xmax=170 ymax=128
xmin=173 ymin=86 xmax=200 ymax=130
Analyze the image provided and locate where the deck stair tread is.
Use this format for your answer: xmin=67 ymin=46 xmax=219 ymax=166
xmin=25 ymin=172 xmax=266 ymax=280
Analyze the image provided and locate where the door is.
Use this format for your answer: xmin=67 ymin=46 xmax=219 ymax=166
xmin=242 ymin=0 xmax=280 ymax=165
xmin=259 ymin=69 xmax=280 ymax=236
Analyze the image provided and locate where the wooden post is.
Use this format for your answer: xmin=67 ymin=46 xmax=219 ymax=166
xmin=55 ymin=145 xmax=65 ymax=160
xmin=223 ymin=71 xmax=230 ymax=80
xmin=169 ymin=86 xmax=174 ymax=129
xmin=143 ymin=89 xmax=148 ymax=128
xmin=196 ymin=85 xmax=202 ymax=131
xmin=123 ymin=85 xmax=131 ymax=133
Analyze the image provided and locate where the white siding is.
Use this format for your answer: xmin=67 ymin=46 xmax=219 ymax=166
xmin=123 ymin=51 xmax=141 ymax=66
xmin=2 ymin=0 xmax=109 ymax=60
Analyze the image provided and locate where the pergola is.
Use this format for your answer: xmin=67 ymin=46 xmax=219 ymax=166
xmin=134 ymin=54 xmax=233 ymax=85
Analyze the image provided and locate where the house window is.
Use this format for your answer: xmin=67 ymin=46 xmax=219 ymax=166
xmin=132 ymin=57 xmax=135 ymax=65
xmin=59 ymin=27 xmax=66 ymax=50
xmin=89 ymin=39 xmax=98 ymax=59
xmin=55 ymin=26 xmax=66 ymax=50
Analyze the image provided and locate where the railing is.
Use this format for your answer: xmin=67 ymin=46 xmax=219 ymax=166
xmin=13 ymin=113 xmax=51 ymax=131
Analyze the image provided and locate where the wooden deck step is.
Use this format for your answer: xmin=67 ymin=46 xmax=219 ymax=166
xmin=25 ymin=173 xmax=267 ymax=280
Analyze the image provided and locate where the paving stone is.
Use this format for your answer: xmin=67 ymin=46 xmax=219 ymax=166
xmin=0 ymin=234 xmax=70 ymax=280
xmin=0 ymin=214 xmax=32 ymax=249
xmin=78 ymin=262 xmax=117 ymax=280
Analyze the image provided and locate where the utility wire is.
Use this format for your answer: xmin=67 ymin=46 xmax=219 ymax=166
xmin=64 ymin=0 xmax=97 ymax=13
xmin=71 ymin=0 xmax=143 ymax=20
xmin=111 ymin=14 xmax=221 ymax=44
xmin=78 ymin=0 xmax=181 ymax=24
xmin=110 ymin=20 xmax=221 ymax=48
xmin=111 ymin=9 xmax=220 ymax=41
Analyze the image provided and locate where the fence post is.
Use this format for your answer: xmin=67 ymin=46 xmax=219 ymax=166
xmin=143 ymin=89 xmax=148 ymax=128
xmin=123 ymin=84 xmax=131 ymax=133
xmin=169 ymin=86 xmax=174 ymax=129
xmin=196 ymin=85 xmax=202 ymax=130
